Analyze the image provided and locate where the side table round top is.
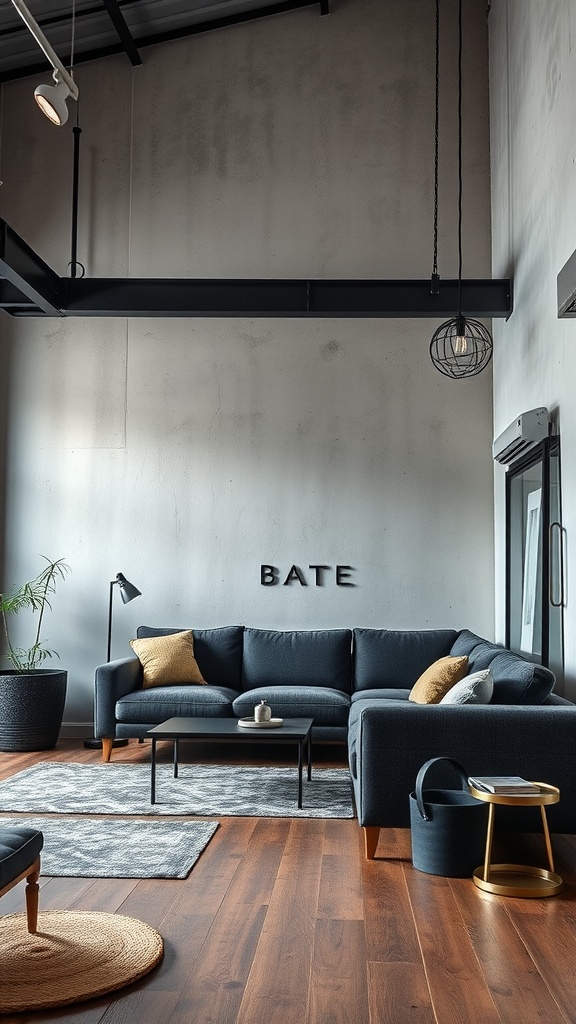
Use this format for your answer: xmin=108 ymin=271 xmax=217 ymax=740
xmin=468 ymin=781 xmax=560 ymax=807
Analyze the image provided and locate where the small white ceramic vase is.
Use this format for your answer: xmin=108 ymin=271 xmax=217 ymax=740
xmin=254 ymin=700 xmax=272 ymax=723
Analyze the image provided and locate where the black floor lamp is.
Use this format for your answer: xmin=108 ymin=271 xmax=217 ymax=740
xmin=84 ymin=572 xmax=142 ymax=750
xmin=106 ymin=572 xmax=142 ymax=661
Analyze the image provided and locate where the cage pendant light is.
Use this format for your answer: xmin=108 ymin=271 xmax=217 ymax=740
xmin=429 ymin=0 xmax=493 ymax=379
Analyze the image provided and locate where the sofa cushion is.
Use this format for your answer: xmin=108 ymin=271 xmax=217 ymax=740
xmin=467 ymin=642 xmax=506 ymax=670
xmin=130 ymin=630 xmax=206 ymax=688
xmin=353 ymin=629 xmax=458 ymax=691
xmin=115 ymin=685 xmax=237 ymax=723
xmin=241 ymin=628 xmax=352 ymax=693
xmin=440 ymin=668 xmax=494 ymax=705
xmin=488 ymin=653 xmax=555 ymax=704
xmin=409 ymin=656 xmax=469 ymax=704
xmin=136 ymin=626 xmax=244 ymax=690
xmin=233 ymin=686 xmax=350 ymax=727
xmin=350 ymin=688 xmax=411 ymax=703
xmin=450 ymin=630 xmax=490 ymax=657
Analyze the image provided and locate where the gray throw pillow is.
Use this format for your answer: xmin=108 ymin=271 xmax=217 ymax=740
xmin=440 ymin=668 xmax=494 ymax=705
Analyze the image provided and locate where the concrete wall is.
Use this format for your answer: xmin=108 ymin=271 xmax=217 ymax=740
xmin=489 ymin=0 xmax=576 ymax=698
xmin=0 ymin=0 xmax=494 ymax=732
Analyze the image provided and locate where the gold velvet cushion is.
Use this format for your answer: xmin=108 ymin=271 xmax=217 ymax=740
xmin=129 ymin=630 xmax=206 ymax=688
xmin=408 ymin=655 xmax=469 ymax=704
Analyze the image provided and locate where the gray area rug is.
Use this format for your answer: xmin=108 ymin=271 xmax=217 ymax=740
xmin=0 ymin=762 xmax=354 ymax=819
xmin=0 ymin=816 xmax=218 ymax=878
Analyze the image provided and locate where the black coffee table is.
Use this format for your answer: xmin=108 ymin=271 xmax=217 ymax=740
xmin=146 ymin=717 xmax=314 ymax=809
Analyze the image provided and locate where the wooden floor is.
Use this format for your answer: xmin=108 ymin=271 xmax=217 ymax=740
xmin=1 ymin=741 xmax=576 ymax=1024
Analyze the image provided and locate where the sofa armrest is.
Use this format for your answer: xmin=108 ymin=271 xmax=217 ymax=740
xmin=350 ymin=701 xmax=576 ymax=833
xmin=94 ymin=657 xmax=143 ymax=738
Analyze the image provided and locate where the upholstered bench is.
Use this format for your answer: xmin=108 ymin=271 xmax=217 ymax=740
xmin=0 ymin=826 xmax=43 ymax=933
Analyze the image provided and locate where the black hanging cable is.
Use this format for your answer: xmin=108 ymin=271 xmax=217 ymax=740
xmin=429 ymin=0 xmax=493 ymax=379
xmin=430 ymin=0 xmax=440 ymax=294
xmin=68 ymin=0 xmax=85 ymax=279
xmin=456 ymin=0 xmax=464 ymax=329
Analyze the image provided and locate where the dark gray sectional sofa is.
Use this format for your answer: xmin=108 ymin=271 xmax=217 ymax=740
xmin=94 ymin=625 xmax=576 ymax=852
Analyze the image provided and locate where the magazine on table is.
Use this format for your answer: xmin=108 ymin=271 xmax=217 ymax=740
xmin=468 ymin=775 xmax=541 ymax=794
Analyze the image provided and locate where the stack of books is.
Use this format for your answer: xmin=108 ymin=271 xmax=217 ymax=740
xmin=468 ymin=775 xmax=541 ymax=794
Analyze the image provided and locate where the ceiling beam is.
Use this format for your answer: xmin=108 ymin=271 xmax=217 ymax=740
xmin=32 ymin=277 xmax=511 ymax=318
xmin=0 ymin=219 xmax=512 ymax=319
xmin=0 ymin=220 xmax=63 ymax=317
xmin=101 ymin=0 xmax=142 ymax=67
xmin=0 ymin=0 xmax=327 ymax=84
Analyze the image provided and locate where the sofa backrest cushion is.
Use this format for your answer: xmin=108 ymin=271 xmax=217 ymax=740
xmin=353 ymin=628 xmax=458 ymax=691
xmin=136 ymin=626 xmax=244 ymax=690
xmin=450 ymin=631 xmax=556 ymax=704
xmin=450 ymin=630 xmax=494 ymax=657
xmin=487 ymin=652 xmax=555 ymax=704
xmin=241 ymin=628 xmax=352 ymax=693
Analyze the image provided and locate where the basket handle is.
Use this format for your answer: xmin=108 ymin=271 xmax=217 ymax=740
xmin=415 ymin=756 xmax=470 ymax=821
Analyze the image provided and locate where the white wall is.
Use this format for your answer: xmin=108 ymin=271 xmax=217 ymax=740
xmin=490 ymin=0 xmax=576 ymax=698
xmin=0 ymin=0 xmax=495 ymax=731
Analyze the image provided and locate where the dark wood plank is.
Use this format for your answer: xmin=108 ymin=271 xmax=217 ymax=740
xmin=368 ymin=962 xmax=436 ymax=1024
xmin=404 ymin=868 xmax=502 ymax=1024
xmin=307 ymin=919 xmax=370 ymax=1024
xmin=451 ymin=876 xmax=569 ymax=1023
xmin=235 ymin=818 xmax=325 ymax=1024
xmin=363 ymin=828 xmax=422 ymax=964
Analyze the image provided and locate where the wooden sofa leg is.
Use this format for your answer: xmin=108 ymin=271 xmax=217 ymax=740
xmin=101 ymin=738 xmax=114 ymax=763
xmin=364 ymin=826 xmax=380 ymax=859
xmin=25 ymin=857 xmax=41 ymax=934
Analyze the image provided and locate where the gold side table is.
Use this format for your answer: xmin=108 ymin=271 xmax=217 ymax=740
xmin=468 ymin=781 xmax=563 ymax=897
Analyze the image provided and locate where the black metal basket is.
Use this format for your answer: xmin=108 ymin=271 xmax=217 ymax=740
xmin=409 ymin=757 xmax=489 ymax=877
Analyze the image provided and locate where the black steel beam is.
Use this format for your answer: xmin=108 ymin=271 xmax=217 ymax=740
xmin=0 ymin=220 xmax=63 ymax=317
xmin=0 ymin=1 xmax=326 ymax=84
xmin=101 ymin=0 xmax=142 ymax=67
xmin=52 ymin=277 xmax=512 ymax=318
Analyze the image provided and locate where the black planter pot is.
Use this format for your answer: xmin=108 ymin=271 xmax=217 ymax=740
xmin=0 ymin=669 xmax=67 ymax=752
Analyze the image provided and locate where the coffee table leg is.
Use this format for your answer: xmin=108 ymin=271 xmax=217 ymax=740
xmin=174 ymin=739 xmax=179 ymax=778
xmin=307 ymin=732 xmax=312 ymax=781
xmin=298 ymin=740 xmax=303 ymax=809
xmin=151 ymin=737 xmax=157 ymax=805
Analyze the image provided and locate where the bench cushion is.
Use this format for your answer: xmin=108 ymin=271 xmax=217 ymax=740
xmin=0 ymin=827 xmax=43 ymax=888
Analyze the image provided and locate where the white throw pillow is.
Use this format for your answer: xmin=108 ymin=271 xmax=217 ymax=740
xmin=439 ymin=668 xmax=494 ymax=705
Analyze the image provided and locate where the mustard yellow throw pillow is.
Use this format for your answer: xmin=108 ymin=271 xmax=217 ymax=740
xmin=129 ymin=630 xmax=206 ymax=688
xmin=408 ymin=655 xmax=468 ymax=704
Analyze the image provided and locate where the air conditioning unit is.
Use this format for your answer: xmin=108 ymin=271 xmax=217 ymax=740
xmin=492 ymin=408 xmax=549 ymax=465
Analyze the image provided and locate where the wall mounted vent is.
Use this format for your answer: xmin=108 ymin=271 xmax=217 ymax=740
xmin=557 ymin=249 xmax=576 ymax=316
xmin=492 ymin=408 xmax=549 ymax=465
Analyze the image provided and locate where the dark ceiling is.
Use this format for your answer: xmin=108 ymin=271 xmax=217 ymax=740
xmin=0 ymin=0 xmax=329 ymax=84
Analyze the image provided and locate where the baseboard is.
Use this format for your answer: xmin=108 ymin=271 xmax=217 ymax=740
xmin=60 ymin=722 xmax=94 ymax=738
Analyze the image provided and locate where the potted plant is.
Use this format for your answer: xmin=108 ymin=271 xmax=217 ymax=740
xmin=0 ymin=557 xmax=70 ymax=752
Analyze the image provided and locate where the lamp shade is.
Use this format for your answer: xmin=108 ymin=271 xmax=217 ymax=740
xmin=115 ymin=573 xmax=142 ymax=604
xmin=429 ymin=315 xmax=493 ymax=379
xmin=34 ymin=77 xmax=70 ymax=126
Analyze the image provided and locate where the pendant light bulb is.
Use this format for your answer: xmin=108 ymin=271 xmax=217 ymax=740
xmin=34 ymin=72 xmax=71 ymax=126
xmin=454 ymin=315 xmax=468 ymax=355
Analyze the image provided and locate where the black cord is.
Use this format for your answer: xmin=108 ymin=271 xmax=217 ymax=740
xmin=457 ymin=0 xmax=463 ymax=316
xmin=431 ymin=0 xmax=440 ymax=293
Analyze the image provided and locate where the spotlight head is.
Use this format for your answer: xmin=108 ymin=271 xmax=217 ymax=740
xmin=34 ymin=73 xmax=71 ymax=126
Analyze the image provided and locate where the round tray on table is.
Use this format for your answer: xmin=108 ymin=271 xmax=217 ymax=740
xmin=237 ymin=717 xmax=284 ymax=729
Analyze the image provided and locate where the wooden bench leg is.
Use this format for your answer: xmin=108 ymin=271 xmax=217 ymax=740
xmin=25 ymin=857 xmax=41 ymax=934
xmin=364 ymin=826 xmax=380 ymax=859
xmin=101 ymin=738 xmax=114 ymax=763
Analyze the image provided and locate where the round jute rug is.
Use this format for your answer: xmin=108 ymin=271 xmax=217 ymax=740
xmin=0 ymin=911 xmax=163 ymax=1013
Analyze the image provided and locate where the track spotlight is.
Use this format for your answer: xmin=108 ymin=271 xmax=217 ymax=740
xmin=34 ymin=72 xmax=72 ymax=126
